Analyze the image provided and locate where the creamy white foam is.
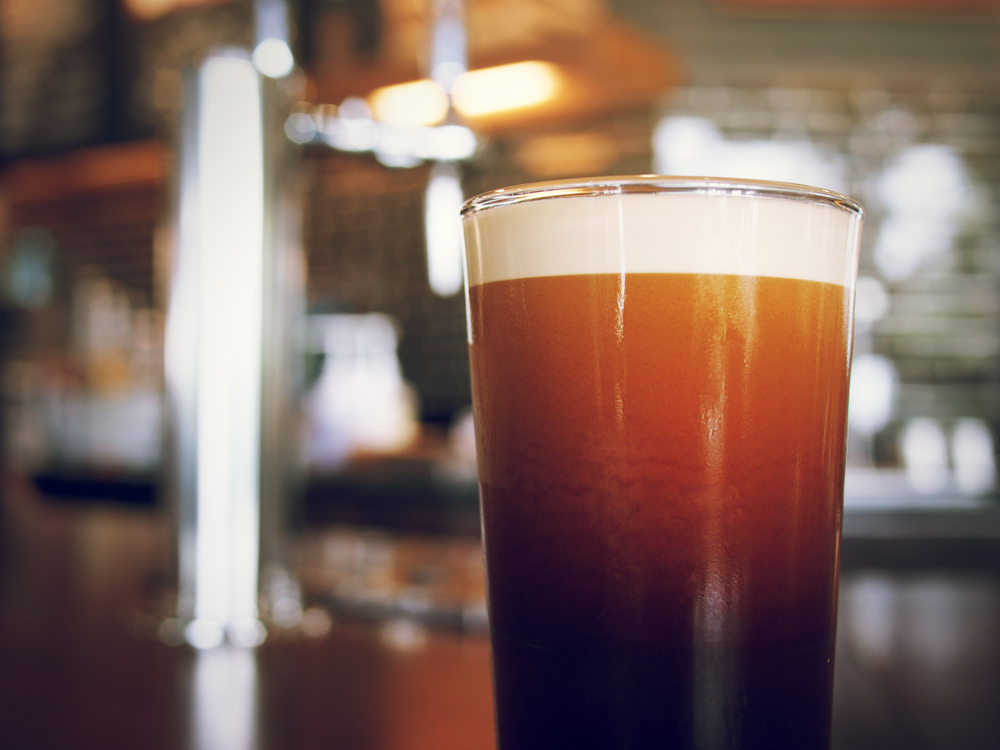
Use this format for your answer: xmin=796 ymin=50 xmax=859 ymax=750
xmin=463 ymin=191 xmax=862 ymax=289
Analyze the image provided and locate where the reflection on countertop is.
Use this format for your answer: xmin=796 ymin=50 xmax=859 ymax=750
xmin=2 ymin=469 xmax=999 ymax=750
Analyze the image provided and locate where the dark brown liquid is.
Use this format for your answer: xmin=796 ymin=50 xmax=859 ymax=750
xmin=468 ymin=273 xmax=851 ymax=750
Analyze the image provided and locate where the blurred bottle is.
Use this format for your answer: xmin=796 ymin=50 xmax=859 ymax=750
xmin=304 ymin=313 xmax=419 ymax=471
xmin=2 ymin=270 xmax=165 ymax=475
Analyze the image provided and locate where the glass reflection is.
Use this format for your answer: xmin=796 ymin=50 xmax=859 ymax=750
xmin=657 ymin=84 xmax=1000 ymax=507
xmin=192 ymin=646 xmax=258 ymax=750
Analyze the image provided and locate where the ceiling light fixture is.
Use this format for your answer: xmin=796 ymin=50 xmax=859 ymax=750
xmin=452 ymin=61 xmax=560 ymax=118
xmin=369 ymin=79 xmax=450 ymax=128
xmin=367 ymin=60 xmax=562 ymax=127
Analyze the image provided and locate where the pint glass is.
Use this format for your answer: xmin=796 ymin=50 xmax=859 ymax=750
xmin=461 ymin=177 xmax=863 ymax=750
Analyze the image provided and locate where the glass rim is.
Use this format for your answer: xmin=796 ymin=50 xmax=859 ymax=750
xmin=460 ymin=175 xmax=864 ymax=219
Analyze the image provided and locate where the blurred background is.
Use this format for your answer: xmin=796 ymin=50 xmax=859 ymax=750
xmin=1 ymin=0 xmax=1000 ymax=748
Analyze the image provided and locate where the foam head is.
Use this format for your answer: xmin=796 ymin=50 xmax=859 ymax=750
xmin=462 ymin=177 xmax=863 ymax=290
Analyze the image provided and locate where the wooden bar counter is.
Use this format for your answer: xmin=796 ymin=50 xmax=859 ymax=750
xmin=2 ymin=471 xmax=999 ymax=750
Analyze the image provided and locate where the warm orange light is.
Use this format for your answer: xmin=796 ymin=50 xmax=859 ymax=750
xmin=122 ymin=0 xmax=233 ymax=21
xmin=369 ymin=80 xmax=450 ymax=127
xmin=367 ymin=61 xmax=562 ymax=127
xmin=453 ymin=61 xmax=560 ymax=118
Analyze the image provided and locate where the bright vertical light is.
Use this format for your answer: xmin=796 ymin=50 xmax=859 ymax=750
xmin=952 ymin=418 xmax=996 ymax=495
xmin=253 ymin=0 xmax=294 ymax=79
xmin=901 ymin=418 xmax=949 ymax=495
xmin=193 ymin=53 xmax=264 ymax=643
xmin=848 ymin=353 xmax=897 ymax=437
xmin=193 ymin=647 xmax=257 ymax=750
xmin=429 ymin=0 xmax=467 ymax=92
xmin=425 ymin=161 xmax=464 ymax=297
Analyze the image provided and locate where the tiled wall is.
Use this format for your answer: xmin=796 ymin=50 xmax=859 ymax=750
xmin=661 ymin=80 xmax=1000 ymax=447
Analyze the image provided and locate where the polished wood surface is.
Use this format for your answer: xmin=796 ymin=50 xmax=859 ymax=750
xmin=2 ymin=473 xmax=999 ymax=750
xmin=0 ymin=473 xmax=496 ymax=750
